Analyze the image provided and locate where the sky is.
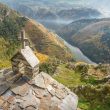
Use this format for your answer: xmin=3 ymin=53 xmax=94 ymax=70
xmin=82 ymin=0 xmax=110 ymax=17
xmin=0 ymin=0 xmax=110 ymax=17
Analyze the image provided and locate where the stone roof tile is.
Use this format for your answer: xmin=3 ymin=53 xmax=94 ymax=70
xmin=0 ymin=84 xmax=10 ymax=95
xmin=11 ymin=83 xmax=30 ymax=96
xmin=20 ymin=46 xmax=39 ymax=68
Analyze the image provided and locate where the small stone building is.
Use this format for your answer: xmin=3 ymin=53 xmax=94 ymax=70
xmin=11 ymin=46 xmax=40 ymax=78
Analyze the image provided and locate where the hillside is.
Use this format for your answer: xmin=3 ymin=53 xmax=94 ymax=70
xmin=24 ymin=19 xmax=72 ymax=61
xmin=58 ymin=18 xmax=110 ymax=63
xmin=57 ymin=19 xmax=101 ymax=41
xmin=0 ymin=3 xmax=73 ymax=68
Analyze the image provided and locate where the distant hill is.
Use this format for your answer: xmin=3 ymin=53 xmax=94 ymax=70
xmin=14 ymin=5 xmax=101 ymax=30
xmin=0 ymin=0 xmax=101 ymax=31
xmin=0 ymin=3 xmax=73 ymax=67
xmin=14 ymin=4 xmax=101 ymax=21
xmin=57 ymin=19 xmax=100 ymax=41
xmin=58 ymin=18 xmax=110 ymax=63
xmin=57 ymin=8 xmax=101 ymax=21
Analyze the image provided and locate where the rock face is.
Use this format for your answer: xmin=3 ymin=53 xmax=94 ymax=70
xmin=0 ymin=69 xmax=78 ymax=110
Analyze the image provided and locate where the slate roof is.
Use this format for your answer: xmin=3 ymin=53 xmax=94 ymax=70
xmin=20 ymin=46 xmax=39 ymax=68
xmin=0 ymin=69 xmax=78 ymax=110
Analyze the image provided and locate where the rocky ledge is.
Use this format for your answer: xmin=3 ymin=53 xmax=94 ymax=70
xmin=0 ymin=69 xmax=78 ymax=110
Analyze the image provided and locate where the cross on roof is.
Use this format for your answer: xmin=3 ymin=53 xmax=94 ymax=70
xmin=18 ymin=29 xmax=28 ymax=49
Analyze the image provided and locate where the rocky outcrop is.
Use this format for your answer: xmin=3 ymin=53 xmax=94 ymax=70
xmin=0 ymin=69 xmax=78 ymax=110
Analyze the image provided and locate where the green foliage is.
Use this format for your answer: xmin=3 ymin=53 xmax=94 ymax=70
xmin=0 ymin=5 xmax=27 ymax=68
xmin=39 ymin=57 xmax=62 ymax=76
xmin=76 ymin=84 xmax=110 ymax=110
xmin=78 ymin=99 xmax=90 ymax=110
xmin=54 ymin=64 xmax=85 ymax=88
xmin=0 ymin=37 xmax=19 ymax=68
xmin=75 ymin=64 xmax=89 ymax=74
xmin=51 ymin=63 xmax=110 ymax=110
xmin=0 ymin=60 xmax=11 ymax=69
xmin=81 ymin=75 xmax=98 ymax=85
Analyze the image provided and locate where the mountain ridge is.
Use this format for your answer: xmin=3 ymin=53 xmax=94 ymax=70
xmin=58 ymin=18 xmax=110 ymax=63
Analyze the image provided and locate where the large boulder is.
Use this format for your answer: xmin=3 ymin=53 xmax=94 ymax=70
xmin=0 ymin=69 xmax=78 ymax=110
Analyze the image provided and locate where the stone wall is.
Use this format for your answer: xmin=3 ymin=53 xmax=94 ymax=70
xmin=11 ymin=52 xmax=39 ymax=78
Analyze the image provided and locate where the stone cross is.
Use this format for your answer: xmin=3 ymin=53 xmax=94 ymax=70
xmin=18 ymin=29 xmax=28 ymax=49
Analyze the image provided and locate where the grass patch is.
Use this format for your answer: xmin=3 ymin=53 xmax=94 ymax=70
xmin=0 ymin=59 xmax=11 ymax=68
xmin=78 ymin=99 xmax=90 ymax=110
xmin=54 ymin=64 xmax=85 ymax=88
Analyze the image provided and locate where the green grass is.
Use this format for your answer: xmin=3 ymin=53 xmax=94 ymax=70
xmin=0 ymin=4 xmax=27 ymax=68
xmin=53 ymin=64 xmax=91 ymax=110
xmin=78 ymin=99 xmax=90 ymax=110
xmin=0 ymin=37 xmax=20 ymax=68
xmin=54 ymin=64 xmax=85 ymax=88
xmin=0 ymin=60 xmax=11 ymax=68
xmin=53 ymin=64 xmax=110 ymax=110
xmin=78 ymin=99 xmax=110 ymax=110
